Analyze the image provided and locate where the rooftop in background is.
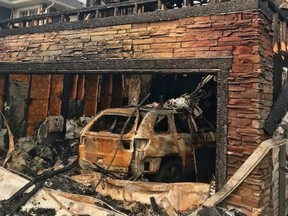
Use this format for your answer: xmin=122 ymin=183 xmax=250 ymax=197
xmin=0 ymin=0 xmax=84 ymax=9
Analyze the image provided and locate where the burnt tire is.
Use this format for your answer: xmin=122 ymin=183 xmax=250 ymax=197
xmin=152 ymin=159 xmax=182 ymax=183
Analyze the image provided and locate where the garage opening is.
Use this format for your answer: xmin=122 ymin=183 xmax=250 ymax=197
xmin=0 ymin=58 xmax=230 ymax=189
xmin=78 ymin=72 xmax=218 ymax=184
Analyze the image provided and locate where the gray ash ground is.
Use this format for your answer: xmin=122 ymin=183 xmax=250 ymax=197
xmin=4 ymin=137 xmax=78 ymax=176
xmin=45 ymin=169 xmax=161 ymax=216
xmin=44 ymin=168 xmax=95 ymax=196
xmin=1 ymin=136 xmax=167 ymax=216
xmin=26 ymin=170 xmax=167 ymax=215
xmin=11 ymin=166 xmax=166 ymax=216
xmin=16 ymin=208 xmax=56 ymax=216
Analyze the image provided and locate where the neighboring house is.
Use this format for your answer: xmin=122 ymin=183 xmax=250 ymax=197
xmin=0 ymin=6 xmax=11 ymax=20
xmin=86 ymin=0 xmax=99 ymax=6
xmin=0 ymin=0 xmax=84 ymax=20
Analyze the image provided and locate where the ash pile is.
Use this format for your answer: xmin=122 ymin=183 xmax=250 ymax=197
xmin=0 ymin=114 xmax=161 ymax=216
xmin=1 ymin=115 xmax=93 ymax=176
xmin=0 ymin=114 xmax=95 ymax=176
xmin=0 ymin=115 xmax=96 ymax=215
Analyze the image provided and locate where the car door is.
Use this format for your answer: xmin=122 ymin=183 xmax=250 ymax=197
xmin=172 ymin=113 xmax=195 ymax=178
xmin=146 ymin=114 xmax=178 ymax=156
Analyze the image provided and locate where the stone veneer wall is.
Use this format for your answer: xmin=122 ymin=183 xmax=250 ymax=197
xmin=0 ymin=10 xmax=276 ymax=215
xmin=226 ymin=12 xmax=274 ymax=216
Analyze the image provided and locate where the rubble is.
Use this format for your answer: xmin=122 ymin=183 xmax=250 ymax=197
xmin=5 ymin=136 xmax=77 ymax=175
xmin=1 ymin=160 xmax=77 ymax=215
xmin=197 ymin=207 xmax=221 ymax=216
xmin=37 ymin=115 xmax=64 ymax=143
xmin=0 ymin=113 xmax=172 ymax=215
xmin=1 ymin=114 xmax=93 ymax=175
xmin=0 ymin=165 xmax=173 ymax=215
xmin=72 ymin=171 xmax=211 ymax=212
xmin=0 ymin=167 xmax=125 ymax=216
xmin=65 ymin=115 xmax=93 ymax=140
xmin=191 ymin=138 xmax=288 ymax=216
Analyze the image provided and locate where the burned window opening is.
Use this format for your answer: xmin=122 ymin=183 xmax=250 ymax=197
xmin=154 ymin=115 xmax=169 ymax=133
xmin=89 ymin=115 xmax=136 ymax=134
xmin=174 ymin=114 xmax=191 ymax=133
xmin=122 ymin=140 xmax=131 ymax=150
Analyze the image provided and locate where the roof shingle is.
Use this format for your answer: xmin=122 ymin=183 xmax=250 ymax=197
xmin=1 ymin=0 xmax=84 ymax=8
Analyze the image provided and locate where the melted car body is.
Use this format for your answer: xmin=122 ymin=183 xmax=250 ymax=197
xmin=79 ymin=107 xmax=216 ymax=182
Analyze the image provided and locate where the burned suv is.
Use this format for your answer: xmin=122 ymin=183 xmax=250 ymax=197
xmin=79 ymin=107 xmax=216 ymax=182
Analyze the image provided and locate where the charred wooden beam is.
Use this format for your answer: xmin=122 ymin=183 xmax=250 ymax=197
xmin=83 ymin=75 xmax=99 ymax=115
xmin=99 ymin=75 xmax=113 ymax=110
xmin=280 ymin=21 xmax=287 ymax=53
xmin=0 ymin=161 xmax=76 ymax=215
xmin=0 ymin=58 xmax=230 ymax=74
xmin=273 ymin=12 xmax=280 ymax=53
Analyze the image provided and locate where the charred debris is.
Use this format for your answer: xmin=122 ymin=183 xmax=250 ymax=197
xmin=0 ymin=75 xmax=224 ymax=215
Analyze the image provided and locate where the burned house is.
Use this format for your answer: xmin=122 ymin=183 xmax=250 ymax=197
xmin=0 ymin=0 xmax=288 ymax=215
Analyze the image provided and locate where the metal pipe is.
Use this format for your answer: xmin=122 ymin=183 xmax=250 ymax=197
xmin=45 ymin=2 xmax=55 ymax=13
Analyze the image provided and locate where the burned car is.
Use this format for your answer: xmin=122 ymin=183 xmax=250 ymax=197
xmin=79 ymin=107 xmax=216 ymax=183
